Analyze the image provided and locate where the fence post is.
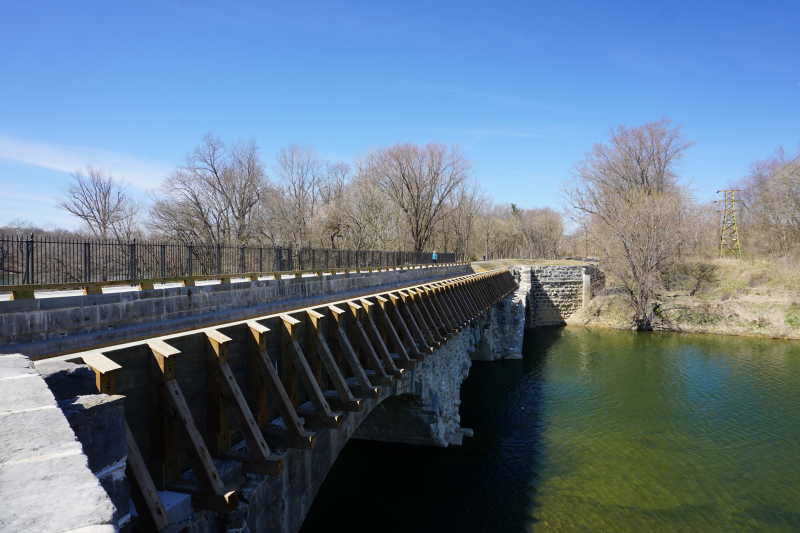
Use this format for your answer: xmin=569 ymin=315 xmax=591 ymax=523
xmin=259 ymin=247 xmax=263 ymax=273
xmin=187 ymin=245 xmax=193 ymax=277
xmin=24 ymin=233 xmax=34 ymax=285
xmin=129 ymin=239 xmax=137 ymax=281
xmin=160 ymin=244 xmax=166 ymax=278
xmin=83 ymin=242 xmax=91 ymax=283
xmin=239 ymin=245 xmax=245 ymax=273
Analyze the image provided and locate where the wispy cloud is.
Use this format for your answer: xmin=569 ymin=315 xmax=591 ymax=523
xmin=0 ymin=134 xmax=172 ymax=189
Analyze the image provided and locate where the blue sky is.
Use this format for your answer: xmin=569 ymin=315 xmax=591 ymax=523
xmin=1 ymin=1 xmax=798 ymax=229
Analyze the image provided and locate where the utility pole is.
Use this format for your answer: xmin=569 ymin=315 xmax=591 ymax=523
xmin=717 ymin=189 xmax=743 ymax=258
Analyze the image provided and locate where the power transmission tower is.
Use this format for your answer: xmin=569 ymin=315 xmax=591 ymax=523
xmin=717 ymin=189 xmax=743 ymax=258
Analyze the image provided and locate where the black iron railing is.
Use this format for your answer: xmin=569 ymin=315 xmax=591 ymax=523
xmin=0 ymin=234 xmax=460 ymax=287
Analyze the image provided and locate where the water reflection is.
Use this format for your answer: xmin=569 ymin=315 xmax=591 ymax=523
xmin=302 ymin=328 xmax=800 ymax=532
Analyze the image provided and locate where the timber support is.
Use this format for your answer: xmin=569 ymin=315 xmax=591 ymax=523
xmin=60 ymin=268 xmax=516 ymax=531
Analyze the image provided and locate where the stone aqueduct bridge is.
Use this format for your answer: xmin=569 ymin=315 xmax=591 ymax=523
xmin=0 ymin=263 xmax=602 ymax=533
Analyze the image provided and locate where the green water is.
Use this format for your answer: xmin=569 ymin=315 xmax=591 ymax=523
xmin=525 ymin=327 xmax=800 ymax=531
xmin=303 ymin=327 xmax=800 ymax=532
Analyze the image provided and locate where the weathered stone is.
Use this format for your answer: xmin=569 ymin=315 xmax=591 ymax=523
xmin=36 ymin=359 xmax=97 ymax=400
xmin=0 ymin=354 xmax=116 ymax=533
xmin=1 ymin=265 xmax=470 ymax=358
xmin=354 ymin=325 xmax=476 ymax=446
xmin=527 ymin=265 xmax=604 ymax=326
xmin=59 ymin=394 xmax=126 ymax=473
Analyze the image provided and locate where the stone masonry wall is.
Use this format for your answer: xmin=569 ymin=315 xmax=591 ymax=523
xmin=0 ymin=264 xmax=469 ymax=358
xmin=528 ymin=265 xmax=604 ymax=327
xmin=353 ymin=323 xmax=479 ymax=447
xmin=471 ymin=268 xmax=528 ymax=361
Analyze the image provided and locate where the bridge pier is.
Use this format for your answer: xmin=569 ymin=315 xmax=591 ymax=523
xmin=353 ymin=322 xmax=477 ymax=447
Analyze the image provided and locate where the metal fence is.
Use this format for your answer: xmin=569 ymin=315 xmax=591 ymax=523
xmin=0 ymin=234 xmax=460 ymax=287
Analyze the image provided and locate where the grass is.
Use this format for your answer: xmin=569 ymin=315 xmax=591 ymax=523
xmin=471 ymin=258 xmax=594 ymax=272
xmin=570 ymin=256 xmax=800 ymax=340
xmin=786 ymin=304 xmax=800 ymax=328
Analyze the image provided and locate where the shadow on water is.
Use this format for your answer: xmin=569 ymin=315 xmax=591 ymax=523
xmin=301 ymin=327 xmax=564 ymax=533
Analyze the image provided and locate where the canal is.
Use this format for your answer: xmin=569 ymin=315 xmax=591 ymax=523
xmin=301 ymin=327 xmax=800 ymax=532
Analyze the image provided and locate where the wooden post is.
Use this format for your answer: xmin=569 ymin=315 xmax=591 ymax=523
xmin=346 ymin=301 xmax=392 ymax=384
xmin=413 ymin=287 xmax=445 ymax=339
xmin=148 ymin=339 xmax=237 ymax=512
xmin=398 ymin=290 xmax=437 ymax=349
xmin=372 ymin=295 xmax=415 ymax=368
xmin=281 ymin=314 xmax=342 ymax=428
xmin=204 ymin=329 xmax=282 ymax=475
xmin=425 ymin=285 xmax=456 ymax=333
xmin=328 ymin=305 xmax=379 ymax=398
xmin=306 ymin=309 xmax=361 ymax=411
xmin=126 ymin=422 xmax=170 ymax=531
xmin=358 ymin=298 xmax=404 ymax=378
xmin=387 ymin=293 xmax=426 ymax=359
xmin=246 ymin=321 xmax=314 ymax=448
xmin=83 ymin=352 xmax=168 ymax=531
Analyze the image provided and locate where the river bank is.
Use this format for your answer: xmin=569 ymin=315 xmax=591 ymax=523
xmin=568 ymin=257 xmax=800 ymax=341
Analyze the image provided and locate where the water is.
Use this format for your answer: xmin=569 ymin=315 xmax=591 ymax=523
xmin=301 ymin=327 xmax=800 ymax=532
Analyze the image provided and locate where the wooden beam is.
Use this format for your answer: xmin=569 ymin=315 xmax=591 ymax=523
xmin=387 ymin=293 xmax=426 ymax=360
xmin=359 ymin=298 xmax=404 ymax=378
xmin=125 ymin=422 xmax=169 ymax=531
xmin=81 ymin=351 xmax=121 ymax=395
xmin=425 ymin=285 xmax=455 ymax=333
xmin=148 ymin=339 xmax=180 ymax=380
xmin=409 ymin=289 xmax=445 ymax=343
xmin=246 ymin=321 xmax=314 ymax=449
xmin=371 ymin=295 xmax=415 ymax=368
xmin=204 ymin=329 xmax=232 ymax=455
xmin=328 ymin=305 xmax=379 ymax=398
xmin=398 ymin=290 xmax=437 ymax=349
xmin=306 ymin=310 xmax=361 ymax=411
xmin=156 ymin=366 xmax=235 ymax=512
xmin=346 ymin=301 xmax=392 ymax=384
xmin=204 ymin=328 xmax=283 ymax=476
xmin=281 ymin=314 xmax=342 ymax=428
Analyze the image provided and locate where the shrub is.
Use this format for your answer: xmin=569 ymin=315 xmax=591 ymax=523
xmin=661 ymin=262 xmax=719 ymax=295
xmin=786 ymin=304 xmax=800 ymax=328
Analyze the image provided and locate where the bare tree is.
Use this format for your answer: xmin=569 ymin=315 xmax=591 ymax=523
xmin=510 ymin=205 xmax=563 ymax=259
xmin=315 ymin=162 xmax=351 ymax=248
xmin=339 ymin=173 xmax=400 ymax=251
xmin=150 ymin=135 xmax=268 ymax=245
xmin=593 ymin=190 xmax=690 ymax=329
xmin=363 ymin=143 xmax=469 ymax=252
xmin=274 ymin=145 xmax=324 ymax=248
xmin=739 ymin=148 xmax=800 ymax=257
xmin=60 ymin=167 xmax=139 ymax=240
xmin=568 ymin=119 xmax=693 ymax=330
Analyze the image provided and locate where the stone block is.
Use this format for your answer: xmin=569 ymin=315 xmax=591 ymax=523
xmin=59 ymin=394 xmax=126 ymax=473
xmin=36 ymin=359 xmax=97 ymax=400
xmin=160 ymin=490 xmax=193 ymax=527
xmin=0 ymin=404 xmax=83 ymax=465
xmin=0 ymin=452 xmax=115 ymax=533
xmin=97 ymin=460 xmax=130 ymax=524
xmin=0 ymin=353 xmax=35 ymax=377
xmin=0 ymin=354 xmax=116 ymax=533
xmin=0 ymin=373 xmax=55 ymax=414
